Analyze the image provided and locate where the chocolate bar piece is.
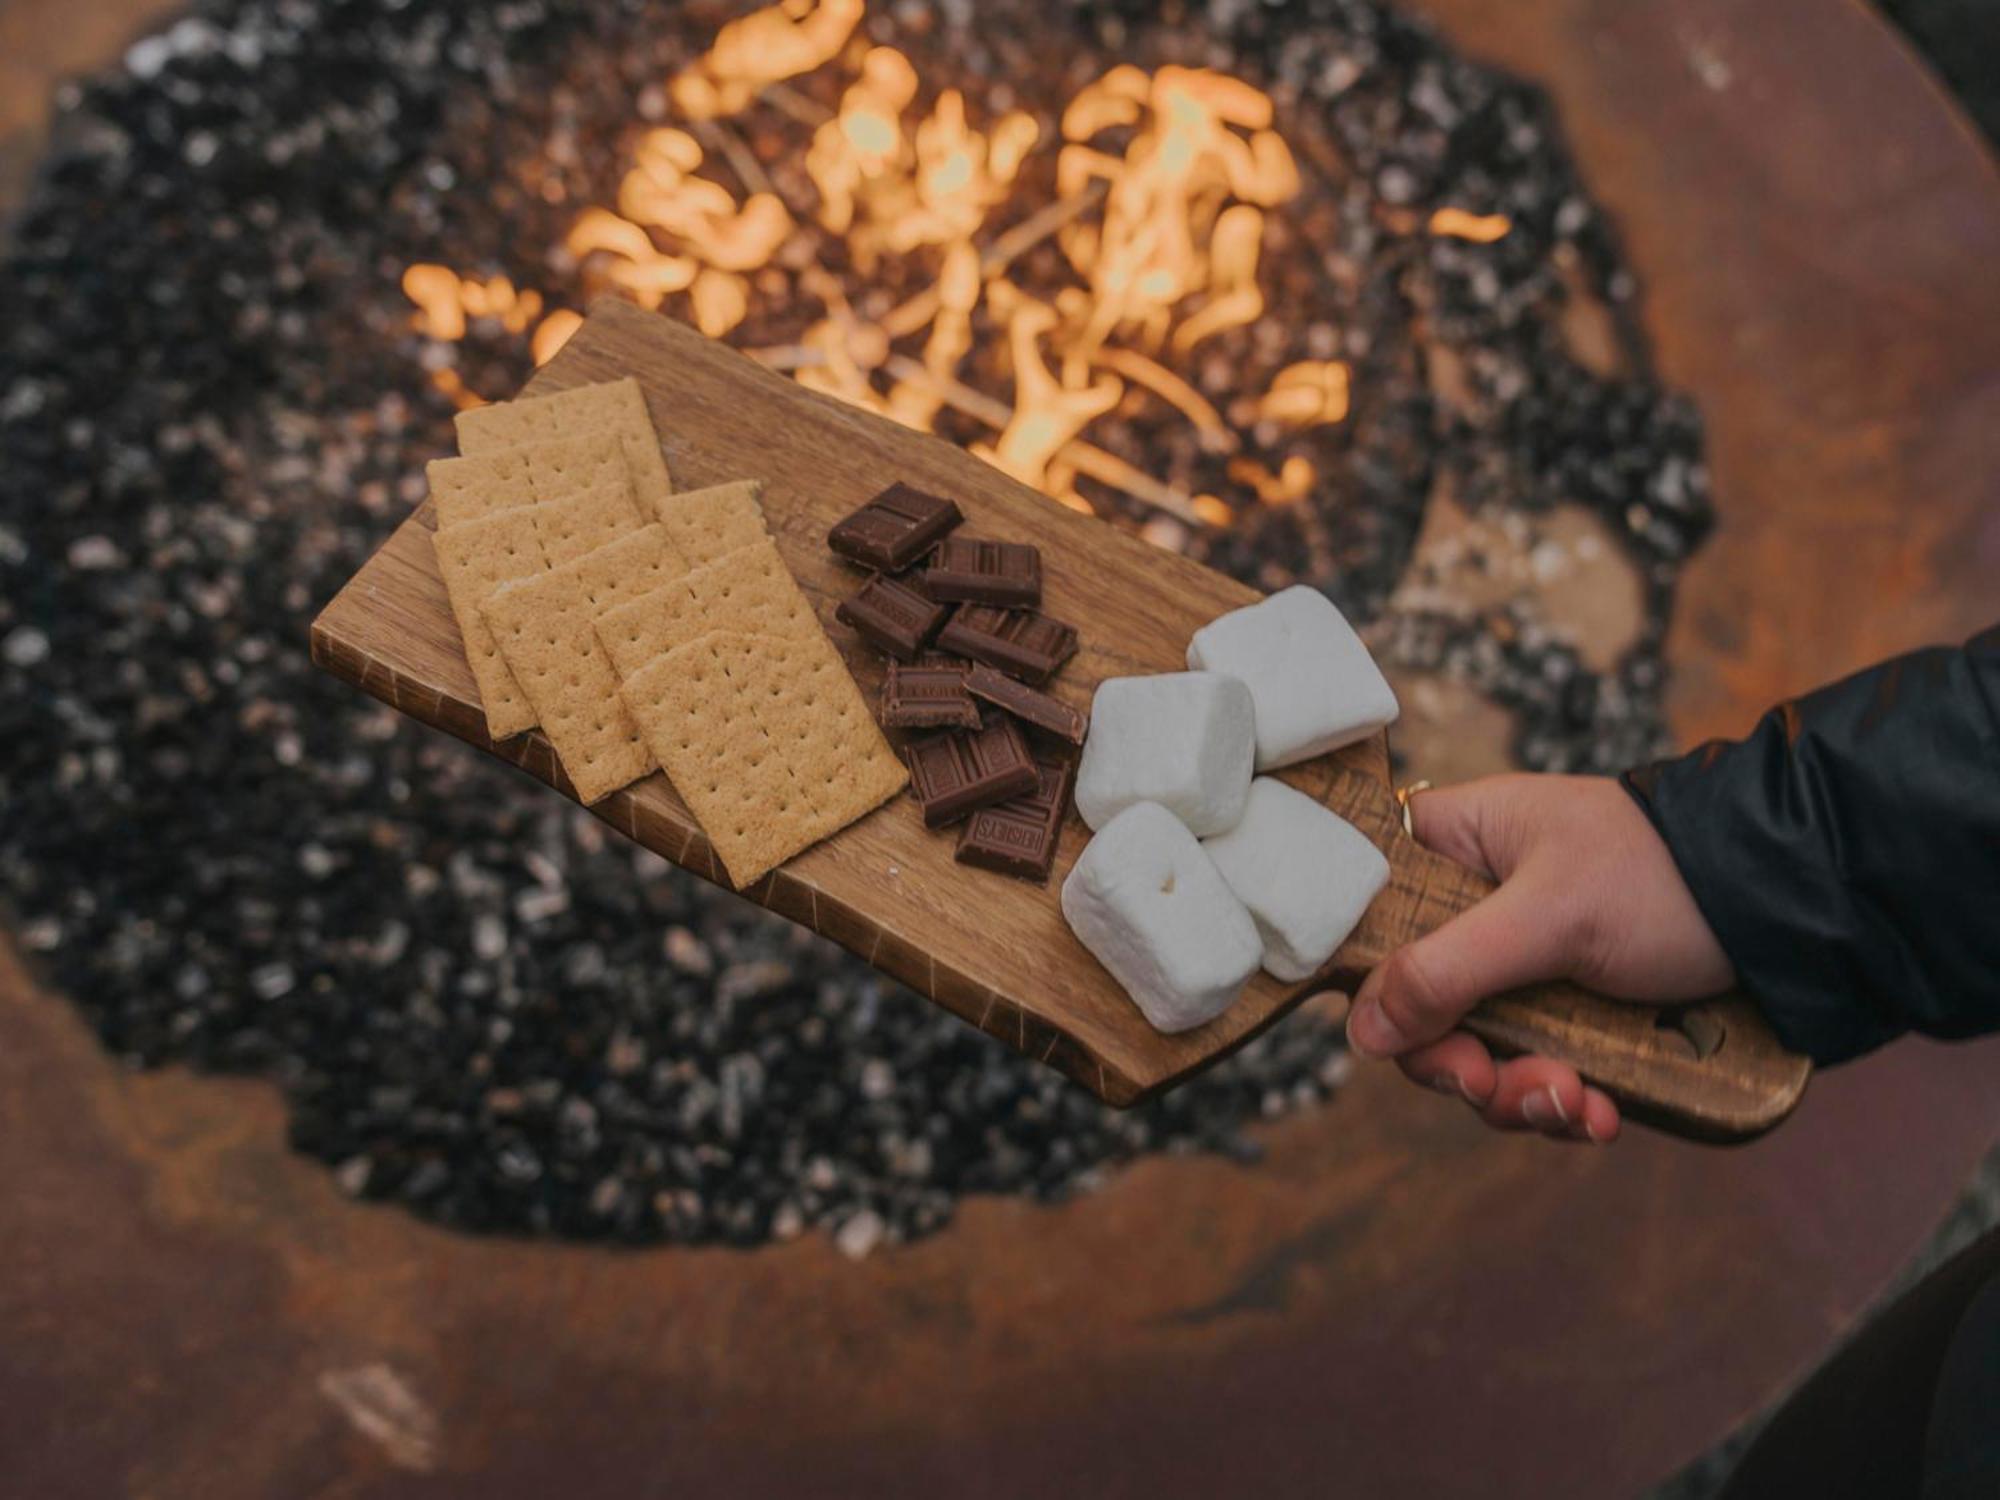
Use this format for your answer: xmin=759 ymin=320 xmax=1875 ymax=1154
xmin=881 ymin=657 xmax=981 ymax=730
xmin=836 ymin=574 xmax=949 ymax=661
xmin=904 ymin=717 xmax=1038 ymax=828
xmin=963 ymin=662 xmax=1087 ymax=744
xmin=827 ymin=482 xmax=963 ymax=572
xmin=956 ymin=757 xmax=1075 ymax=883
xmin=922 ymin=537 xmax=1042 ymax=607
xmin=936 ymin=604 xmax=1079 ymax=685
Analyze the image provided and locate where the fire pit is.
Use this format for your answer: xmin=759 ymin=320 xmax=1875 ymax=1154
xmin=1 ymin=0 xmax=1708 ymax=1250
xmin=8 ymin=2 xmax=2000 ymax=1496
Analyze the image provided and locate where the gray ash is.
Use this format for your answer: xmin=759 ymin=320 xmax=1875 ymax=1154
xmin=0 ymin=0 xmax=1708 ymax=1250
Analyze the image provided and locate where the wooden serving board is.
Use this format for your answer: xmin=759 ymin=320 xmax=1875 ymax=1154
xmin=312 ymin=297 xmax=1810 ymax=1136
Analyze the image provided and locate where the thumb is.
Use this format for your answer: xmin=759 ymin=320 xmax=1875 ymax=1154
xmin=1346 ymin=867 xmax=1576 ymax=1059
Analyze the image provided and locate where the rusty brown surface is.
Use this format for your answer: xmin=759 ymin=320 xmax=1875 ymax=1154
xmin=1400 ymin=0 xmax=2000 ymax=743
xmin=0 ymin=0 xmax=185 ymax=219
xmin=8 ymin=936 xmax=2000 ymax=1499
xmin=5 ymin=0 xmax=2000 ymax=1497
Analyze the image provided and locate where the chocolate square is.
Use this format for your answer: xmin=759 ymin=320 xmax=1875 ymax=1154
xmin=827 ymin=482 xmax=963 ymax=572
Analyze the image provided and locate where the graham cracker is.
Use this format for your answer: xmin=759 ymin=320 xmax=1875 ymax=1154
xmin=455 ymin=377 xmax=672 ymax=518
xmin=714 ymin=629 xmax=907 ymax=837
xmin=620 ymin=636 xmax=818 ymax=888
xmin=519 ymin=430 xmax=629 ymax=499
xmin=656 ymin=479 xmax=770 ymax=565
xmin=685 ymin=540 xmax=821 ymax=637
xmin=427 ymin=432 xmax=628 ymax=529
xmin=431 ymin=509 xmax=549 ymax=739
xmin=531 ymin=479 xmax=647 ymax=568
xmin=564 ymin=524 xmax=688 ymax=612
xmin=427 ymin=450 xmax=535 ymax=530
xmin=592 ymin=539 xmax=813 ymax=680
xmin=594 ymin=579 xmax=711 ymax=679
xmin=482 ymin=564 xmax=653 ymax=805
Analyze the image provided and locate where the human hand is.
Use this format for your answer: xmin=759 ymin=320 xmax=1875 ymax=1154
xmin=1338 ymin=773 xmax=1735 ymax=1144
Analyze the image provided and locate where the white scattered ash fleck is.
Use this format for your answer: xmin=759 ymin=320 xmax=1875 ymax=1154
xmin=835 ymin=1208 xmax=887 ymax=1259
xmin=663 ymin=925 xmax=713 ymax=975
xmin=771 ymin=1201 xmax=806 ymax=1241
xmin=471 ymin=913 xmax=507 ymax=962
xmin=514 ymin=886 xmax=569 ymax=924
xmin=859 ymin=1058 xmax=895 ymax=1100
xmin=1529 ymin=540 xmax=1571 ymax=583
xmin=1683 ymin=36 xmax=1735 ymax=92
xmin=67 ymin=535 xmax=124 ymax=569
xmin=318 ymin=1364 xmax=440 ymax=1472
xmin=3 ymin=628 xmax=49 ymax=667
xmin=251 ymin=963 xmax=295 ymax=1000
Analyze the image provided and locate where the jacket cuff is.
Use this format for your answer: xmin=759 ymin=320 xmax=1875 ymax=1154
xmin=1620 ymin=756 xmax=1904 ymax=1066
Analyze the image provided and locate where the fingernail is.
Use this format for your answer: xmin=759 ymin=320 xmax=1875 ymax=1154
xmin=1459 ymin=1076 xmax=1491 ymax=1109
xmin=1426 ymin=1072 xmax=1460 ymax=1097
xmin=1547 ymin=1089 xmax=1571 ymax=1126
xmin=1583 ymin=1117 xmax=1608 ymax=1145
xmin=1345 ymin=1001 xmax=1406 ymax=1059
xmin=1521 ymin=1089 xmax=1560 ymax=1128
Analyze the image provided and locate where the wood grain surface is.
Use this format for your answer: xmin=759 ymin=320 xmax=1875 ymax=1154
xmin=313 ymin=296 xmax=1383 ymax=1107
xmin=313 ymin=297 xmax=1807 ymax=1132
xmin=1342 ymin=831 xmax=1810 ymax=1140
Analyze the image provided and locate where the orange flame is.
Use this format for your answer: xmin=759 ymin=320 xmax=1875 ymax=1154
xmin=671 ymin=0 xmax=865 ymax=120
xmin=403 ymin=1 xmax=1328 ymax=524
xmin=972 ymin=284 xmax=1122 ymax=500
xmin=531 ymin=309 xmax=583 ymax=365
xmin=1428 ymin=207 xmax=1511 ymax=243
xmin=561 ymin=127 xmax=795 ymax=336
xmin=806 ymin=48 xmax=1037 ymax=270
xmin=1257 ymin=361 xmax=1351 ymax=428
xmin=1228 ymin=454 xmax=1316 ymax=505
xmin=1059 ymin=64 xmax=1298 ymax=360
xmin=402 ymin=265 xmax=575 ymax=406
xmin=403 ymin=265 xmax=543 ymax=339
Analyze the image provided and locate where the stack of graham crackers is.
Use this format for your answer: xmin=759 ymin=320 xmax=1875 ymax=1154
xmin=428 ymin=376 xmax=906 ymax=889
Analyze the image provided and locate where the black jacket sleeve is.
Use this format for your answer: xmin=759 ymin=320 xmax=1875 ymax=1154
xmin=1621 ymin=625 xmax=2000 ymax=1065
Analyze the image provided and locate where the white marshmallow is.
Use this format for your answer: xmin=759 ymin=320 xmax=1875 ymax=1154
xmin=1061 ymin=802 xmax=1263 ymax=1032
xmin=1202 ymin=778 xmax=1390 ymax=982
xmin=1187 ymin=585 xmax=1399 ymax=770
xmin=1075 ymin=672 xmax=1254 ymax=837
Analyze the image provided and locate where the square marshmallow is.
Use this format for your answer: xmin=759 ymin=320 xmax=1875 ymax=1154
xmin=1062 ymin=802 xmax=1263 ymax=1032
xmin=1075 ymin=672 xmax=1254 ymax=837
xmin=1187 ymin=585 xmax=1399 ymax=771
xmin=1202 ymin=778 xmax=1390 ymax=982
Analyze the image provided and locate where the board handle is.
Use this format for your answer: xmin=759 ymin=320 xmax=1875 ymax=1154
xmin=1335 ymin=835 xmax=1812 ymax=1143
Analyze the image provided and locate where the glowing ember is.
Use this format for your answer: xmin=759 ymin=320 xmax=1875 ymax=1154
xmin=402 ymin=265 xmax=544 ymax=343
xmin=1428 ymin=207 xmax=1512 ymax=243
xmin=670 ymin=0 xmax=865 ymax=121
xmin=402 ymin=0 xmax=1347 ymax=526
xmin=1258 ymin=361 xmax=1352 ymax=430
xmin=1228 ymin=454 xmax=1317 ymax=506
xmin=1056 ymin=64 xmax=1297 ymax=364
